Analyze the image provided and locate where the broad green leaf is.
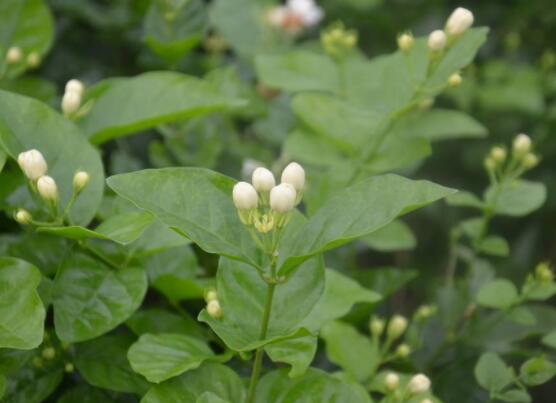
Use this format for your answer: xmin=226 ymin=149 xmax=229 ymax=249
xmin=0 ymin=349 xmax=34 ymax=374
xmin=0 ymin=0 xmax=54 ymax=79
xmin=284 ymin=130 xmax=346 ymax=167
xmin=79 ymin=72 xmax=244 ymax=144
xmin=38 ymin=211 xmax=154 ymax=244
xmin=256 ymin=51 xmax=339 ymax=93
xmin=127 ymin=308 xmax=206 ymax=340
xmin=0 ymin=77 xmax=56 ymax=103
xmin=107 ymin=168 xmax=262 ymax=269
xmin=474 ymin=352 xmax=513 ymax=392
xmin=446 ymin=191 xmax=485 ymax=209
xmin=199 ymin=256 xmax=324 ymax=351
xmin=255 ymin=368 xmax=371 ymax=403
xmin=0 ymin=257 xmax=45 ymax=349
xmin=2 ymin=366 xmax=63 ymax=403
xmin=362 ymin=219 xmax=416 ymax=251
xmin=486 ymin=180 xmax=546 ymax=217
xmin=542 ymin=331 xmax=556 ymax=349
xmin=479 ymin=235 xmax=509 ymax=257
xmin=519 ymin=356 xmax=556 ymax=386
xmin=356 ymin=267 xmax=418 ymax=297
xmin=128 ymin=333 xmax=216 ymax=383
xmin=278 ymin=174 xmax=455 ymax=275
xmin=57 ymin=385 xmax=113 ymax=403
xmin=141 ymin=362 xmax=245 ymax=403
xmin=265 ymin=334 xmax=317 ymax=378
xmin=0 ymin=90 xmax=104 ymax=225
xmin=74 ymin=333 xmax=150 ymax=395
xmin=321 ymin=320 xmax=379 ymax=382
xmin=53 ymin=253 xmax=147 ymax=342
xmin=144 ymin=0 xmax=207 ymax=63
xmin=497 ymin=389 xmax=531 ymax=403
xmin=476 ymin=279 xmax=518 ymax=309
xmin=507 ymin=306 xmax=536 ymax=326
xmin=0 ymin=149 xmax=6 ymax=173
xmin=129 ymin=219 xmax=190 ymax=258
xmin=300 ymin=269 xmax=380 ymax=332
xmin=366 ymin=137 xmax=431 ymax=174
xmin=196 ymin=392 xmax=229 ymax=403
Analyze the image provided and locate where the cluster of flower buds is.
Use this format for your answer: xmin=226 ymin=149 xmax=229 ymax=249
xmin=266 ymin=0 xmax=323 ymax=35
xmin=383 ymin=371 xmax=432 ymax=398
xmin=321 ymin=23 xmax=357 ymax=58
xmin=232 ymin=162 xmax=305 ymax=236
xmin=523 ymin=262 xmax=555 ymax=298
xmin=5 ymin=46 xmax=41 ymax=69
xmin=204 ymin=288 xmax=223 ymax=319
xmin=484 ymin=133 xmax=539 ymax=177
xmin=61 ymin=79 xmax=85 ymax=117
xmin=15 ymin=148 xmax=90 ymax=224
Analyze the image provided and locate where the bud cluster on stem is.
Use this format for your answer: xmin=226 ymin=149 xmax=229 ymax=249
xmin=321 ymin=23 xmax=358 ymax=59
xmin=205 ymin=289 xmax=223 ymax=319
xmin=5 ymin=46 xmax=42 ymax=69
xmin=484 ymin=133 xmax=539 ymax=183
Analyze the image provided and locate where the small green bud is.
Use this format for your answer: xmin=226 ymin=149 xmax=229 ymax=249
xmin=447 ymin=72 xmax=462 ymax=87
xmin=387 ymin=315 xmax=408 ymax=340
xmin=490 ymin=146 xmax=507 ymax=163
xmin=396 ymin=343 xmax=411 ymax=357
xmin=397 ymin=32 xmax=414 ymax=52
xmin=42 ymin=347 xmax=56 ymax=360
xmin=513 ymin=133 xmax=532 ymax=156
xmin=522 ymin=153 xmax=539 ymax=169
xmin=369 ymin=316 xmax=385 ymax=336
xmin=204 ymin=288 xmax=218 ymax=303
xmin=14 ymin=209 xmax=32 ymax=224
xmin=32 ymin=356 xmax=44 ymax=368
xmin=64 ymin=362 xmax=75 ymax=373
xmin=535 ymin=262 xmax=554 ymax=283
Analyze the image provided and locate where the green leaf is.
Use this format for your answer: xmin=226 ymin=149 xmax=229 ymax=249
xmin=79 ymin=72 xmax=244 ymax=144
xmin=256 ymin=51 xmax=339 ymax=94
xmin=0 ymin=349 xmax=33 ymax=374
xmin=542 ymin=331 xmax=556 ymax=349
xmin=127 ymin=308 xmax=206 ymax=340
xmin=497 ymin=389 xmax=531 ymax=403
xmin=57 ymin=385 xmax=113 ymax=403
xmin=519 ymin=356 xmax=556 ymax=386
xmin=53 ymin=253 xmax=147 ymax=342
xmin=486 ymin=180 xmax=546 ymax=217
xmin=255 ymin=368 xmax=371 ymax=403
xmin=446 ymin=191 xmax=485 ymax=209
xmin=300 ymin=269 xmax=380 ymax=332
xmin=107 ymin=168 xmax=262 ymax=269
xmin=362 ymin=219 xmax=416 ymax=252
xmin=0 ymin=374 xmax=5 ymax=399
xmin=474 ymin=352 xmax=513 ymax=392
xmin=356 ymin=267 xmax=418 ymax=297
xmin=265 ymin=334 xmax=317 ymax=378
xmin=128 ymin=333 xmax=216 ymax=383
xmin=141 ymin=362 xmax=245 ymax=403
xmin=366 ymin=136 xmax=431 ymax=174
xmin=321 ymin=320 xmax=379 ymax=382
xmin=479 ymin=235 xmax=510 ymax=257
xmin=0 ymin=90 xmax=105 ymax=225
xmin=476 ymin=279 xmax=518 ymax=309
xmin=2 ymin=366 xmax=63 ymax=403
xmin=0 ymin=148 xmax=6 ymax=173
xmin=278 ymin=174 xmax=455 ymax=275
xmin=196 ymin=392 xmax=230 ymax=403
xmin=199 ymin=256 xmax=324 ymax=351
xmin=507 ymin=306 xmax=536 ymax=326
xmin=0 ymin=77 xmax=56 ymax=103
xmin=144 ymin=0 xmax=207 ymax=63
xmin=74 ymin=333 xmax=150 ymax=395
xmin=38 ymin=211 xmax=155 ymax=244
xmin=0 ymin=0 xmax=54 ymax=79
xmin=0 ymin=257 xmax=45 ymax=349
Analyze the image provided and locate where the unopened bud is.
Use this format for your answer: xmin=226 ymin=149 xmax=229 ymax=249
xmin=415 ymin=304 xmax=436 ymax=320
xmin=6 ymin=46 xmax=22 ymax=64
xmin=17 ymin=149 xmax=48 ymax=181
xmin=385 ymin=372 xmax=400 ymax=391
xmin=14 ymin=209 xmax=32 ymax=224
xmin=26 ymin=52 xmax=41 ymax=68
xmin=37 ymin=175 xmax=59 ymax=203
xmin=448 ymin=72 xmax=462 ymax=87
xmin=204 ymin=289 xmax=218 ymax=303
xmin=233 ymin=182 xmax=258 ymax=210
xmin=42 ymin=347 xmax=56 ymax=360
xmin=387 ymin=315 xmax=408 ymax=340
xmin=61 ymin=91 xmax=81 ymax=116
xmin=281 ymin=162 xmax=305 ymax=192
xmin=252 ymin=167 xmax=276 ymax=193
xmin=536 ymin=262 xmax=554 ymax=283
xmin=73 ymin=171 xmax=90 ymax=193
xmin=370 ymin=316 xmax=385 ymax=336
xmin=270 ymin=183 xmax=296 ymax=213
xmin=419 ymin=97 xmax=434 ymax=110
xmin=207 ymin=299 xmax=222 ymax=319
xmin=65 ymin=79 xmax=85 ymax=96
xmin=490 ymin=146 xmax=507 ymax=163
xmin=445 ymin=7 xmax=474 ymax=37
xmin=408 ymin=373 xmax=431 ymax=394
xmin=65 ymin=362 xmax=75 ymax=373
xmin=428 ymin=30 xmax=447 ymax=52
xmin=513 ymin=133 xmax=532 ymax=156
xmin=522 ymin=153 xmax=539 ymax=169
xmin=397 ymin=33 xmax=414 ymax=52
xmin=396 ymin=343 xmax=411 ymax=357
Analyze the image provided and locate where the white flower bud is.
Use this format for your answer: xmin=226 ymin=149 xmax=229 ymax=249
xmin=204 ymin=289 xmax=218 ymax=303
xmin=397 ymin=33 xmax=414 ymax=52
xmin=61 ymin=91 xmax=81 ymax=116
xmin=408 ymin=373 xmax=431 ymax=394
xmin=523 ymin=153 xmax=539 ymax=169
xmin=65 ymin=79 xmax=85 ymax=96
xmin=270 ymin=183 xmax=296 ymax=213
xmin=446 ymin=7 xmax=474 ymax=37
xmin=267 ymin=6 xmax=288 ymax=27
xmin=396 ymin=343 xmax=411 ymax=357
xmin=370 ymin=317 xmax=385 ymax=336
xmin=37 ymin=175 xmax=59 ymax=203
xmin=448 ymin=72 xmax=462 ymax=87
xmin=232 ymin=182 xmax=258 ymax=211
xmin=73 ymin=171 xmax=90 ymax=192
xmin=288 ymin=0 xmax=323 ymax=27
xmin=6 ymin=47 xmax=22 ymax=64
xmin=207 ymin=299 xmax=222 ymax=319
xmin=428 ymin=30 xmax=447 ymax=52
xmin=281 ymin=162 xmax=305 ymax=192
xmin=17 ymin=149 xmax=48 ymax=181
xmin=490 ymin=146 xmax=506 ymax=163
xmin=387 ymin=315 xmax=408 ymax=339
xmin=252 ymin=167 xmax=276 ymax=193
xmin=26 ymin=52 xmax=41 ymax=68
xmin=513 ymin=133 xmax=532 ymax=156
xmin=384 ymin=372 xmax=399 ymax=391
xmin=14 ymin=209 xmax=32 ymax=224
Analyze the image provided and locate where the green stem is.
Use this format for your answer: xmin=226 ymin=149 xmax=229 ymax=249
xmin=62 ymin=191 xmax=79 ymax=225
xmin=245 ymin=281 xmax=276 ymax=403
